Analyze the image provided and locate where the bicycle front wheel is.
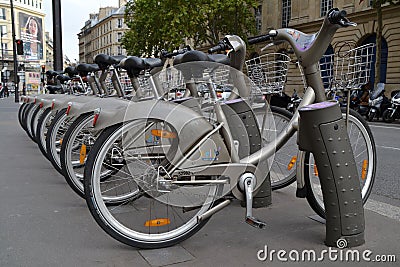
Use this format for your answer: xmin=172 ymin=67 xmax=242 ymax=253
xmin=305 ymin=108 xmax=376 ymax=218
xmin=253 ymin=105 xmax=297 ymax=190
xmin=84 ymin=119 xmax=222 ymax=248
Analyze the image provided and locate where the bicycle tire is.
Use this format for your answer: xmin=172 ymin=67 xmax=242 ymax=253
xmin=25 ymin=105 xmax=40 ymax=142
xmin=18 ymin=103 xmax=27 ymax=129
xmin=60 ymin=112 xmax=95 ymax=198
xmin=36 ymin=108 xmax=53 ymax=160
xmin=45 ymin=108 xmax=70 ymax=174
xmin=30 ymin=106 xmax=44 ymax=141
xmin=84 ymin=120 xmax=221 ymax=248
xmin=305 ymin=108 xmax=376 ymax=218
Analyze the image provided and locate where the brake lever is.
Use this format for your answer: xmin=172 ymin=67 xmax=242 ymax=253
xmin=340 ymin=19 xmax=357 ymax=27
xmin=260 ymin=40 xmax=285 ymax=52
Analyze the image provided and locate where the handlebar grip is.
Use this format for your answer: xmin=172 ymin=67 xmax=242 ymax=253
xmin=248 ymin=35 xmax=270 ymax=45
xmin=208 ymin=43 xmax=227 ymax=54
xmin=298 ymin=102 xmax=365 ymax=248
xmin=328 ymin=8 xmax=347 ymax=24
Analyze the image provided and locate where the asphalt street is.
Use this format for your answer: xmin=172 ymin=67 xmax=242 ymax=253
xmin=0 ymin=97 xmax=399 ymax=267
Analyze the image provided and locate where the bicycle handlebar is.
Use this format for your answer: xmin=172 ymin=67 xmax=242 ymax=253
xmin=161 ymin=46 xmax=191 ymax=58
xmin=208 ymin=42 xmax=230 ymax=54
xmin=248 ymin=35 xmax=271 ymax=45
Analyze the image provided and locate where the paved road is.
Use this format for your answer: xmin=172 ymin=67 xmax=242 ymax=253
xmin=369 ymin=122 xmax=400 ymax=203
xmin=0 ymin=98 xmax=399 ymax=267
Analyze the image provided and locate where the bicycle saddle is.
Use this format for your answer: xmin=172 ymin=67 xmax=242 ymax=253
xmin=76 ymin=63 xmax=100 ymax=73
xmin=173 ymin=50 xmax=210 ymax=65
xmin=46 ymin=70 xmax=63 ymax=78
xmin=118 ymin=56 xmax=146 ymax=77
xmin=94 ymin=54 xmax=126 ymax=70
xmin=56 ymin=74 xmax=72 ymax=84
xmin=64 ymin=66 xmax=79 ymax=77
xmin=143 ymin=58 xmax=163 ymax=69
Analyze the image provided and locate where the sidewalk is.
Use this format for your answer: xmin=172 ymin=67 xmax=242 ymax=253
xmin=0 ymin=97 xmax=398 ymax=266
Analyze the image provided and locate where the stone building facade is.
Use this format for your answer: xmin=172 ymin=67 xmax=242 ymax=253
xmin=78 ymin=0 xmax=128 ymax=64
xmin=256 ymin=0 xmax=400 ymax=93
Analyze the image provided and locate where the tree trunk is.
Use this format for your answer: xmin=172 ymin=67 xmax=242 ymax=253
xmin=375 ymin=1 xmax=382 ymax=86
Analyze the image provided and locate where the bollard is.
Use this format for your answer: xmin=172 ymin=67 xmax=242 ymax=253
xmin=297 ymin=101 xmax=365 ymax=248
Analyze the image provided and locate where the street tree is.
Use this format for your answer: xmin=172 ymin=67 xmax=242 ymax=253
xmin=122 ymin=0 xmax=259 ymax=56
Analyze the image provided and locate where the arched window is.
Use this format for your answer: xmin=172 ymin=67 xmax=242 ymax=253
xmin=320 ymin=0 xmax=333 ymax=17
xmin=320 ymin=44 xmax=334 ymax=89
xmin=360 ymin=33 xmax=388 ymax=85
xmin=282 ymin=0 xmax=291 ymax=28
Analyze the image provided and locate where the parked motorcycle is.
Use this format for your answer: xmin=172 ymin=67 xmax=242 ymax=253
xmin=286 ymin=89 xmax=301 ymax=113
xmin=382 ymin=90 xmax=400 ymax=123
xmin=367 ymin=83 xmax=390 ymax=121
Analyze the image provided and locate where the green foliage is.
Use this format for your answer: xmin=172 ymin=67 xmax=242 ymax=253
xmin=122 ymin=0 xmax=259 ymax=56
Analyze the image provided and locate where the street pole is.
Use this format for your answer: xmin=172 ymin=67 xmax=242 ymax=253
xmin=52 ymin=0 xmax=63 ymax=71
xmin=10 ymin=0 xmax=19 ymax=103
xmin=1 ymin=31 xmax=3 ymax=85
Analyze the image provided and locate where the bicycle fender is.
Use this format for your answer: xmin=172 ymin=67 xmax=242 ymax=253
xmin=94 ymin=99 xmax=215 ymax=157
xmin=67 ymin=97 xmax=129 ymax=117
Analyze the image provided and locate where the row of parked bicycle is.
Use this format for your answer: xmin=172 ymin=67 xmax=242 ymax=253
xmin=18 ymin=9 xmax=373 ymax=248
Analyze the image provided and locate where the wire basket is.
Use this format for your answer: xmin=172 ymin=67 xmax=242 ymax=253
xmin=158 ymin=67 xmax=186 ymax=94
xmin=320 ymin=43 xmax=375 ymax=91
xmin=245 ymin=53 xmax=291 ymax=95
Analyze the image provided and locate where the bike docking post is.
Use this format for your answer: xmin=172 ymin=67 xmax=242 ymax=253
xmin=297 ymin=101 xmax=365 ymax=248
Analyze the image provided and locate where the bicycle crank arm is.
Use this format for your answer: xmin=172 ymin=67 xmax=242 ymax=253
xmin=298 ymin=101 xmax=364 ymax=248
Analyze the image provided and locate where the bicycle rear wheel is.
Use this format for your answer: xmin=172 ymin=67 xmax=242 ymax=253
xmin=305 ymin=108 xmax=376 ymax=218
xmin=84 ymin=119 xmax=222 ymax=248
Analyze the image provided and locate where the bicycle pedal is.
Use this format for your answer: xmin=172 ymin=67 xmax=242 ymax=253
xmin=245 ymin=216 xmax=267 ymax=229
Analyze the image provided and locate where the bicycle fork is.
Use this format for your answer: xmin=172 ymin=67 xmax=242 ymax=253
xmin=297 ymin=101 xmax=365 ymax=248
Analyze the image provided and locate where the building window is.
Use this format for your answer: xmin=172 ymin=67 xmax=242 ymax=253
xmin=118 ymin=19 xmax=123 ymax=28
xmin=117 ymin=32 xmax=122 ymax=42
xmin=1 ymin=43 xmax=7 ymax=55
xmin=320 ymin=0 xmax=333 ymax=17
xmin=254 ymin=5 xmax=262 ymax=33
xmin=0 ymin=8 xmax=6 ymax=20
xmin=118 ymin=46 xmax=122 ymax=55
xmin=282 ymin=0 xmax=291 ymax=28
xmin=1 ymin=25 xmax=7 ymax=35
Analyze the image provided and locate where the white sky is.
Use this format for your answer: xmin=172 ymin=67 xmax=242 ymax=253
xmin=43 ymin=0 xmax=120 ymax=63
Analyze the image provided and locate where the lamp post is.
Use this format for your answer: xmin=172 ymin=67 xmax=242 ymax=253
xmin=10 ymin=0 xmax=19 ymax=103
xmin=1 ymin=30 xmax=6 ymax=85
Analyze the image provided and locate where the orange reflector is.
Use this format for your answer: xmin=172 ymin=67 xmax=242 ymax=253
xmin=39 ymin=102 xmax=44 ymax=109
xmin=314 ymin=165 xmax=319 ymax=176
xmin=59 ymin=139 xmax=63 ymax=145
xmin=79 ymin=144 xmax=87 ymax=164
xmin=287 ymin=156 xmax=297 ymax=170
xmin=361 ymin=160 xmax=368 ymax=180
xmin=144 ymin=218 xmax=171 ymax=227
xmin=151 ymin=129 xmax=176 ymax=139
xmin=51 ymin=99 xmax=55 ymax=110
